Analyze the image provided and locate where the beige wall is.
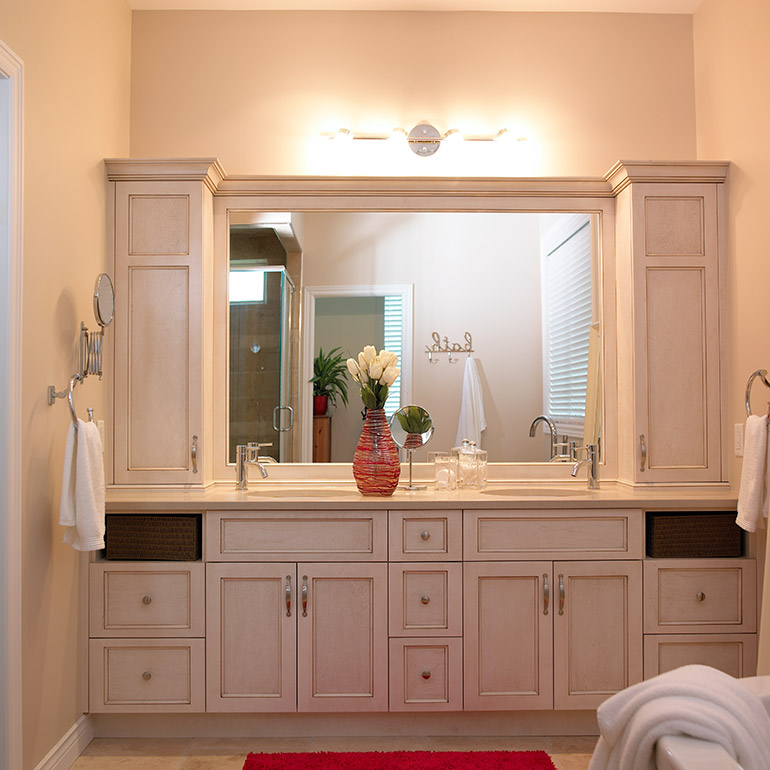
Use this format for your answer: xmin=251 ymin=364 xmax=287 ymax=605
xmin=300 ymin=211 xmax=545 ymax=461
xmin=130 ymin=10 xmax=697 ymax=177
xmin=694 ymin=0 xmax=770 ymax=485
xmin=0 ymin=1 xmax=131 ymax=767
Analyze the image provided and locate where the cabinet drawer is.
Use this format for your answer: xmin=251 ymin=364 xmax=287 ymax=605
xmin=644 ymin=559 xmax=757 ymax=633
xmin=464 ymin=509 xmax=643 ymax=560
xmin=388 ymin=638 xmax=462 ymax=711
xmin=89 ymin=562 xmax=205 ymax=637
xmin=389 ymin=563 xmax=462 ymax=637
xmin=644 ymin=634 xmax=758 ymax=679
xmin=89 ymin=638 xmax=205 ymax=712
xmin=206 ymin=511 xmax=387 ymax=561
xmin=389 ymin=511 xmax=462 ymax=560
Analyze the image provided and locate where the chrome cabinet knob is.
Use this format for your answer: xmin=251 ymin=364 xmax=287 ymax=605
xmin=142 ymin=671 xmax=152 ymax=681
xmin=421 ymin=670 xmax=431 ymax=680
xmin=420 ymin=531 xmax=431 ymax=541
xmin=696 ymin=592 xmax=706 ymax=602
xmin=142 ymin=595 xmax=152 ymax=605
xmin=420 ymin=595 xmax=430 ymax=605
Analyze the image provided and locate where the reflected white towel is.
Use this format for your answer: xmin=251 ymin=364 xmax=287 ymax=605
xmin=58 ymin=419 xmax=105 ymax=551
xmin=588 ymin=665 xmax=770 ymax=770
xmin=455 ymin=357 xmax=486 ymax=448
xmin=737 ymin=415 xmax=770 ymax=532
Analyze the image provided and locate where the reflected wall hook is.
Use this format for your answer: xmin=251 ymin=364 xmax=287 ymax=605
xmin=425 ymin=331 xmax=474 ymax=364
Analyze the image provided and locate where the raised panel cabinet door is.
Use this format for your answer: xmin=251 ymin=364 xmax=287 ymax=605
xmin=112 ymin=180 xmax=208 ymax=485
xmin=463 ymin=561 xmax=553 ymax=710
xmin=206 ymin=563 xmax=296 ymax=712
xmin=296 ymin=563 xmax=388 ymax=712
xmin=630 ymin=183 xmax=723 ymax=483
xmin=553 ymin=561 xmax=643 ymax=710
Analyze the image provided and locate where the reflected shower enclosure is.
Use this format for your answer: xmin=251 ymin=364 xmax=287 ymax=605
xmin=229 ymin=265 xmax=295 ymax=463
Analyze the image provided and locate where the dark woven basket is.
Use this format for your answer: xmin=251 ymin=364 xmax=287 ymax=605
xmin=104 ymin=514 xmax=202 ymax=560
xmin=645 ymin=512 xmax=742 ymax=558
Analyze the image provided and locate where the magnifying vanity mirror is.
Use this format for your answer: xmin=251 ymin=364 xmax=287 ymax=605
xmin=223 ymin=209 xmax=603 ymax=467
xmin=390 ymin=405 xmax=435 ymax=490
xmin=94 ymin=273 xmax=115 ymax=327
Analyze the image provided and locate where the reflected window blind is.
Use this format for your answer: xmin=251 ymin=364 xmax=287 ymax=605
xmin=542 ymin=216 xmax=592 ymax=436
xmin=382 ymin=295 xmax=403 ymax=418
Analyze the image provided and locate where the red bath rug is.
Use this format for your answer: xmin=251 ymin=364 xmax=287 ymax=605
xmin=242 ymin=750 xmax=557 ymax=770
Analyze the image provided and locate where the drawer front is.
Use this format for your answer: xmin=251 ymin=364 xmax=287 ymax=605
xmin=389 ymin=563 xmax=462 ymax=637
xmin=464 ymin=509 xmax=643 ymax=560
xmin=206 ymin=511 xmax=387 ymax=561
xmin=89 ymin=638 xmax=205 ymax=712
xmin=90 ymin=563 xmax=205 ymax=637
xmin=644 ymin=634 xmax=758 ymax=679
xmin=644 ymin=559 xmax=757 ymax=633
xmin=388 ymin=638 xmax=463 ymax=711
xmin=389 ymin=511 xmax=462 ymax=561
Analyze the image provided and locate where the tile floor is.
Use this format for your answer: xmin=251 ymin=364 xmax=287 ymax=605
xmin=71 ymin=736 xmax=598 ymax=769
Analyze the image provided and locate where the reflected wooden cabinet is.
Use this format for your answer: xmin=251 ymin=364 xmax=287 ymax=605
xmin=464 ymin=560 xmax=643 ymax=711
xmin=206 ymin=561 xmax=388 ymax=713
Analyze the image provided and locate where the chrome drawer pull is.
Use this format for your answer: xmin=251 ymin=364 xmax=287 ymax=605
xmin=696 ymin=592 xmax=706 ymax=602
xmin=285 ymin=575 xmax=292 ymax=617
xmin=302 ymin=575 xmax=308 ymax=617
xmin=639 ymin=434 xmax=647 ymax=473
xmin=558 ymin=574 xmax=565 ymax=616
xmin=420 ymin=595 xmax=431 ymax=605
xmin=543 ymin=574 xmax=550 ymax=616
xmin=142 ymin=595 xmax=152 ymax=605
xmin=421 ymin=670 xmax=431 ymax=680
xmin=420 ymin=531 xmax=431 ymax=541
xmin=142 ymin=671 xmax=152 ymax=681
xmin=191 ymin=435 xmax=199 ymax=474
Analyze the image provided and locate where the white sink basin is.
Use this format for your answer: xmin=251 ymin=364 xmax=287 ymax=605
xmin=480 ymin=487 xmax=586 ymax=497
xmin=249 ymin=487 xmax=362 ymax=498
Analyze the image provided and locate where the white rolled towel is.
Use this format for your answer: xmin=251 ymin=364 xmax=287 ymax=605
xmin=737 ymin=414 xmax=770 ymax=532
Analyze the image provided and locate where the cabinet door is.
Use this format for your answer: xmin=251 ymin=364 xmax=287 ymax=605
xmin=206 ymin=563 xmax=296 ymax=712
xmin=553 ymin=561 xmax=642 ymax=709
xmin=113 ymin=180 xmax=210 ymax=484
xmin=296 ymin=563 xmax=388 ymax=712
xmin=463 ymin=561 xmax=553 ymax=710
xmin=629 ymin=183 xmax=723 ymax=483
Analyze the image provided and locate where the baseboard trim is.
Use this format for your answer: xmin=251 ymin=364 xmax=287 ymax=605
xmin=34 ymin=715 xmax=94 ymax=770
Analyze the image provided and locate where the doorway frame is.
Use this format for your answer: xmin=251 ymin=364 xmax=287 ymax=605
xmin=0 ymin=37 xmax=24 ymax=770
xmin=302 ymin=284 xmax=414 ymax=462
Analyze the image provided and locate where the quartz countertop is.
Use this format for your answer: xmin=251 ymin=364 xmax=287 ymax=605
xmin=104 ymin=481 xmax=739 ymax=512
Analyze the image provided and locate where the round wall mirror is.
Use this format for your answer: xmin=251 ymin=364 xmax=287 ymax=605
xmin=389 ymin=405 xmax=434 ymax=490
xmin=93 ymin=273 xmax=115 ymax=327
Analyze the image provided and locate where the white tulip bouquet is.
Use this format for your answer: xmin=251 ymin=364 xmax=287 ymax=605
xmin=346 ymin=346 xmax=400 ymax=411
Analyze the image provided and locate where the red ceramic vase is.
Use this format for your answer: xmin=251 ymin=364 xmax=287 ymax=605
xmin=352 ymin=408 xmax=401 ymax=496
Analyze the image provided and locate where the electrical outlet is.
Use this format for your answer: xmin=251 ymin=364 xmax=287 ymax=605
xmin=734 ymin=423 xmax=744 ymax=457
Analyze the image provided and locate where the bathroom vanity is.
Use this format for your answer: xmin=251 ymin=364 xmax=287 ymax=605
xmin=88 ymin=487 xmax=755 ymax=735
xmin=92 ymin=158 xmax=757 ymax=736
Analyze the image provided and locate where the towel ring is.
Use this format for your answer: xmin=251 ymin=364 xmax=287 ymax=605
xmin=745 ymin=369 xmax=770 ymax=417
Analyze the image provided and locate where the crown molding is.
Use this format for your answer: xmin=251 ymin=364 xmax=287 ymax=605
xmin=104 ymin=158 xmax=227 ymax=194
xmin=605 ymin=160 xmax=730 ymax=194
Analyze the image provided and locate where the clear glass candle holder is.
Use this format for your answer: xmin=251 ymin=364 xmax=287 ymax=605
xmin=429 ymin=451 xmax=457 ymax=490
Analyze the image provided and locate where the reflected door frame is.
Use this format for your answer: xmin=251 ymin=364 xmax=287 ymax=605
xmin=301 ymin=284 xmax=414 ymax=463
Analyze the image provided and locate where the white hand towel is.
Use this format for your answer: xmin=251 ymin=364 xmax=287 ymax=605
xmin=455 ymin=357 xmax=487 ymax=448
xmin=737 ymin=415 xmax=770 ymax=532
xmin=587 ymin=665 xmax=770 ymax=770
xmin=59 ymin=419 xmax=106 ymax=551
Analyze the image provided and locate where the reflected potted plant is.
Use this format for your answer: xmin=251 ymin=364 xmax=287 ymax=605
xmin=396 ymin=405 xmax=433 ymax=450
xmin=310 ymin=347 xmax=350 ymax=416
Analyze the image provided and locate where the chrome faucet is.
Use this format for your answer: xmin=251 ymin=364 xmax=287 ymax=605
xmin=528 ymin=414 xmax=558 ymax=460
xmin=571 ymin=443 xmax=599 ymax=490
xmin=235 ymin=442 xmax=271 ymax=490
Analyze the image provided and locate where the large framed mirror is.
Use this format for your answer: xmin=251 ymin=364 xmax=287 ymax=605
xmin=211 ymin=183 xmax=615 ymax=478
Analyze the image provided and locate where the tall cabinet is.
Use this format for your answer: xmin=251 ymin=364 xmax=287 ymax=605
xmin=106 ymin=160 xmax=223 ymax=485
xmin=609 ymin=162 xmax=729 ymax=485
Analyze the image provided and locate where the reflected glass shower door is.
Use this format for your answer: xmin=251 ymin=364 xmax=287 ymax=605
xmin=229 ymin=266 xmax=295 ymax=463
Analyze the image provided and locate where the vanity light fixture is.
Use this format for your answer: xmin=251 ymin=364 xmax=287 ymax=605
xmin=324 ymin=122 xmax=527 ymax=156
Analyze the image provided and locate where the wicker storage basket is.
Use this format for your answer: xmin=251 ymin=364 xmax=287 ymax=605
xmin=104 ymin=514 xmax=202 ymax=560
xmin=645 ymin=512 xmax=742 ymax=558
